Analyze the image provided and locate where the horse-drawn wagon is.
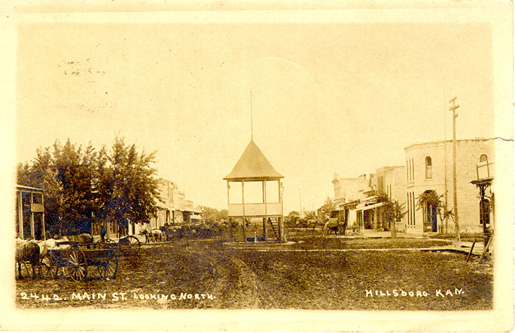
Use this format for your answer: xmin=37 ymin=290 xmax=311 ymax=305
xmin=324 ymin=209 xmax=347 ymax=235
xmin=98 ymin=235 xmax=141 ymax=257
xmin=39 ymin=234 xmax=140 ymax=281
xmin=40 ymin=240 xmax=118 ymax=281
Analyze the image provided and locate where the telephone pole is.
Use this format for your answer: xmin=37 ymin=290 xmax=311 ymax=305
xmin=449 ymin=97 xmax=460 ymax=242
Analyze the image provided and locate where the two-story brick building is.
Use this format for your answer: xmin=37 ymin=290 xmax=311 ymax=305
xmin=404 ymin=138 xmax=495 ymax=234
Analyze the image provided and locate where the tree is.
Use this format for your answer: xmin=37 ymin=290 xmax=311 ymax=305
xmin=304 ymin=210 xmax=317 ymax=220
xmin=287 ymin=211 xmax=300 ymax=218
xmin=218 ymin=209 xmax=228 ymax=221
xmin=377 ymin=192 xmax=406 ymax=238
xmin=17 ymin=140 xmax=98 ymax=236
xmin=16 ymin=136 xmax=161 ymax=237
xmin=53 ymin=140 xmax=98 ymax=234
xmin=416 ymin=190 xmax=454 ymax=235
xmin=318 ymin=197 xmax=336 ymax=224
xmin=198 ymin=207 xmax=229 ymax=223
xmin=97 ymin=137 xmax=160 ymax=236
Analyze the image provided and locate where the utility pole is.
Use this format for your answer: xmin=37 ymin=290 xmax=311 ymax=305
xmin=443 ymin=84 xmax=448 ymax=235
xmin=449 ymin=96 xmax=460 ymax=242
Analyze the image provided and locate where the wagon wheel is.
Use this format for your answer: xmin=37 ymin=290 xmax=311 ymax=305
xmin=65 ymin=248 xmax=88 ymax=281
xmin=40 ymin=252 xmax=58 ymax=279
xmin=119 ymin=235 xmax=141 ymax=256
xmin=17 ymin=261 xmax=36 ymax=279
xmin=98 ymin=249 xmax=118 ymax=280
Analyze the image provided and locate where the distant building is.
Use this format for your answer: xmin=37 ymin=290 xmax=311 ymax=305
xmin=16 ymin=185 xmax=45 ymax=240
xmin=184 ymin=200 xmax=202 ymax=224
xmin=375 ymin=165 xmax=407 ymax=230
xmin=404 ymin=138 xmax=495 ymax=234
xmin=332 ymin=173 xmax=377 ymax=231
xmin=333 ymin=173 xmax=376 ymax=203
xmin=145 ymin=179 xmax=203 ymax=231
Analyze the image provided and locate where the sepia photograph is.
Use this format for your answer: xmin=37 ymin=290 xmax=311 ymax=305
xmin=0 ymin=0 xmax=513 ymax=331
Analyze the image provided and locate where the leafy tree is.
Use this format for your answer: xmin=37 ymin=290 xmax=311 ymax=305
xmin=416 ymin=190 xmax=454 ymax=236
xmin=52 ymin=140 xmax=98 ymax=234
xmin=304 ymin=210 xmax=317 ymax=220
xmin=377 ymin=192 xmax=406 ymax=237
xmin=285 ymin=211 xmax=298 ymax=223
xmin=16 ymin=136 xmax=160 ymax=237
xmin=287 ymin=211 xmax=300 ymax=218
xmin=218 ymin=209 xmax=228 ymax=221
xmin=17 ymin=140 xmax=98 ymax=235
xmin=97 ymin=137 xmax=160 ymax=235
xmin=318 ymin=197 xmax=336 ymax=223
xmin=199 ymin=206 xmax=229 ymax=223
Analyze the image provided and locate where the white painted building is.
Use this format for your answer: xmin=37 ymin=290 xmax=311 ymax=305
xmin=404 ymin=138 xmax=496 ymax=234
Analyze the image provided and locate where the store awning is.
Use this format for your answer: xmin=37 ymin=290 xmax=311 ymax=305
xmin=357 ymin=201 xmax=386 ymax=211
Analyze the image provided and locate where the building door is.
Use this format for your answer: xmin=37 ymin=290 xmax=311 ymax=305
xmin=425 ymin=203 xmax=438 ymax=232
xmin=431 ymin=205 xmax=437 ymax=232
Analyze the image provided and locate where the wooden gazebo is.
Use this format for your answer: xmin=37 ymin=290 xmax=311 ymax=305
xmin=224 ymin=139 xmax=285 ymax=242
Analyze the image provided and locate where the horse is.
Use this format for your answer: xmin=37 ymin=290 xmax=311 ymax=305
xmin=140 ymin=229 xmax=152 ymax=243
xmin=66 ymin=233 xmax=93 ymax=246
xmin=35 ymin=238 xmax=57 ymax=258
xmin=323 ymin=220 xmax=347 ymax=235
xmin=151 ymin=229 xmax=163 ymax=242
xmin=140 ymin=229 xmax=163 ymax=243
xmin=15 ymin=239 xmax=40 ymax=279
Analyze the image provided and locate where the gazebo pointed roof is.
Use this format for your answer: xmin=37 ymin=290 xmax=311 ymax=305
xmin=224 ymin=140 xmax=284 ymax=181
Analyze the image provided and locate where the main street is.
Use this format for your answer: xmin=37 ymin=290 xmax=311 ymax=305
xmin=16 ymin=234 xmax=493 ymax=310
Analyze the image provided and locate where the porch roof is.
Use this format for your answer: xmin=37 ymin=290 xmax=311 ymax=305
xmin=357 ymin=201 xmax=386 ymax=211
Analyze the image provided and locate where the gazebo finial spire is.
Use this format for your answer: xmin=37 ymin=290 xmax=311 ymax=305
xmin=250 ymin=91 xmax=253 ymax=141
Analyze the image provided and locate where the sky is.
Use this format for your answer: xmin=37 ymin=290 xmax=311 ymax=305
xmin=16 ymin=19 xmax=497 ymax=213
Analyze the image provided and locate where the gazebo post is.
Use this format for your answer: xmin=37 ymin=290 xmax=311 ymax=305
xmin=263 ymin=180 xmax=267 ymax=242
xmin=278 ymin=180 xmax=283 ymax=242
xmin=242 ymin=180 xmax=246 ymax=242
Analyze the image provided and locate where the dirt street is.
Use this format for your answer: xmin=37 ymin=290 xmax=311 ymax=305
xmin=16 ymin=237 xmax=493 ymax=310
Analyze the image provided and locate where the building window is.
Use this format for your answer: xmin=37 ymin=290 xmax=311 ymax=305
xmin=411 ymin=158 xmax=415 ymax=181
xmin=480 ymin=154 xmax=488 ymax=162
xmin=407 ymin=192 xmax=412 ymax=226
xmin=411 ymin=192 xmax=416 ymax=226
xmin=425 ymin=156 xmax=432 ymax=179
xmin=407 ymin=159 xmax=415 ymax=182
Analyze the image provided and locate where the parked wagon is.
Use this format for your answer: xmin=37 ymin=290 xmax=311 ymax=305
xmin=40 ymin=241 xmax=118 ymax=281
xmin=324 ymin=210 xmax=347 ymax=235
xmin=99 ymin=235 xmax=141 ymax=257
xmin=66 ymin=233 xmax=141 ymax=257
